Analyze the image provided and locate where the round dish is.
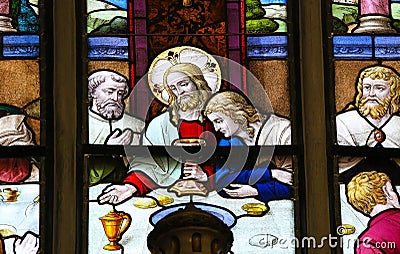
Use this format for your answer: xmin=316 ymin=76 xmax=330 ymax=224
xmin=0 ymin=224 xmax=16 ymax=237
xmin=156 ymin=195 xmax=174 ymax=205
xmin=241 ymin=203 xmax=269 ymax=216
xmin=133 ymin=198 xmax=157 ymax=209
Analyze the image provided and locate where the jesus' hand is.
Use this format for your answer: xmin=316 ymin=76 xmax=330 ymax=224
xmin=182 ymin=162 xmax=207 ymax=182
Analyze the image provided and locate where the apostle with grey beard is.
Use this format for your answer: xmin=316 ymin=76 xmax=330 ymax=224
xmin=88 ymin=70 xmax=144 ymax=145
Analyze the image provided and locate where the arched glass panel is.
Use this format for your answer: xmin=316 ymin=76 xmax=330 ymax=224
xmin=81 ymin=0 xmax=302 ymax=253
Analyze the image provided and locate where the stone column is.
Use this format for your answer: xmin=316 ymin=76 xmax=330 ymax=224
xmin=0 ymin=0 xmax=16 ymax=32
xmin=353 ymin=0 xmax=397 ymax=33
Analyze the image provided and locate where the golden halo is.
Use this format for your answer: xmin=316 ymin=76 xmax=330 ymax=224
xmin=148 ymin=46 xmax=222 ymax=105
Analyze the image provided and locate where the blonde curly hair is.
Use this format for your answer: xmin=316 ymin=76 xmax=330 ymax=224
xmin=348 ymin=66 xmax=400 ymax=115
xmin=204 ymin=91 xmax=265 ymax=138
xmin=347 ymin=171 xmax=390 ymax=216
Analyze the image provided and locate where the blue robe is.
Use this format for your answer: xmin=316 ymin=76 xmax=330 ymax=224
xmin=216 ymin=137 xmax=292 ymax=203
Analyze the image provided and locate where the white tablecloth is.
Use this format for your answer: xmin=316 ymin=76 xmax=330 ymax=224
xmin=0 ymin=184 xmax=39 ymax=254
xmin=88 ymin=184 xmax=295 ymax=254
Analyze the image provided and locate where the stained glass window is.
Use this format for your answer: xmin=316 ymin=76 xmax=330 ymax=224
xmin=329 ymin=0 xmax=400 ymax=252
xmin=0 ymin=0 xmax=50 ymax=253
xmin=81 ymin=0 xmax=302 ymax=253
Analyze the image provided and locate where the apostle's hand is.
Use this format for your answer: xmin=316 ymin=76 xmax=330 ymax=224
xmin=271 ymin=169 xmax=293 ymax=185
xmin=98 ymin=184 xmax=137 ymax=205
xmin=223 ymin=184 xmax=258 ymax=198
xmin=182 ymin=162 xmax=207 ymax=182
xmin=106 ymin=128 xmax=133 ymax=145
xmin=14 ymin=232 xmax=39 ymax=254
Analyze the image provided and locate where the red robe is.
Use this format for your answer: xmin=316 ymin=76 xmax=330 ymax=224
xmin=0 ymin=158 xmax=31 ymax=183
xmin=356 ymin=209 xmax=400 ymax=254
xmin=124 ymin=120 xmax=215 ymax=196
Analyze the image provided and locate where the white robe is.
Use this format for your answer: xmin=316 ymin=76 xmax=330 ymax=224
xmin=129 ymin=111 xmax=186 ymax=187
xmin=88 ymin=109 xmax=144 ymax=145
xmin=142 ymin=111 xmax=179 ymax=145
xmin=336 ymin=110 xmax=400 ymax=147
xmin=0 ymin=114 xmax=35 ymax=146
xmin=257 ymin=114 xmax=292 ymax=170
xmin=257 ymin=114 xmax=291 ymax=146
xmin=336 ymin=110 xmax=400 ymax=173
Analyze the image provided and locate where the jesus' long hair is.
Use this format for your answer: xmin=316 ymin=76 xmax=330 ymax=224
xmin=163 ymin=63 xmax=212 ymax=125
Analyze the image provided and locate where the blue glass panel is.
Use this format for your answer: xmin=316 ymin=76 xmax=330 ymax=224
xmin=102 ymin=0 xmax=127 ymax=9
xmin=375 ymin=36 xmax=400 ymax=59
xmin=247 ymin=36 xmax=288 ymax=59
xmin=88 ymin=37 xmax=128 ymax=60
xmin=333 ymin=36 xmax=373 ymax=59
xmin=260 ymin=0 xmax=286 ymax=4
xmin=17 ymin=0 xmax=39 ymax=33
xmin=3 ymin=35 xmax=39 ymax=57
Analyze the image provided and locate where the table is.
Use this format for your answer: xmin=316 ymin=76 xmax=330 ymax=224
xmin=88 ymin=184 xmax=295 ymax=254
xmin=0 ymin=184 xmax=39 ymax=254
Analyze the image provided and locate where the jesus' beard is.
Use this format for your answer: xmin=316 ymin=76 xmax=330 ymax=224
xmin=358 ymin=96 xmax=391 ymax=120
xmin=96 ymin=100 xmax=124 ymax=120
xmin=170 ymin=91 xmax=207 ymax=125
xmin=176 ymin=92 xmax=202 ymax=112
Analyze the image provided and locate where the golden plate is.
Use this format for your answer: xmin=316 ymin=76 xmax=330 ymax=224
xmin=241 ymin=203 xmax=269 ymax=215
xmin=337 ymin=224 xmax=356 ymax=235
xmin=156 ymin=195 xmax=174 ymax=205
xmin=133 ymin=198 xmax=157 ymax=209
xmin=0 ymin=224 xmax=16 ymax=237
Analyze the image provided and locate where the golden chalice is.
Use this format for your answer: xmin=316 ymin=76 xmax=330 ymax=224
xmin=99 ymin=210 xmax=131 ymax=251
xmin=168 ymin=138 xmax=209 ymax=196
